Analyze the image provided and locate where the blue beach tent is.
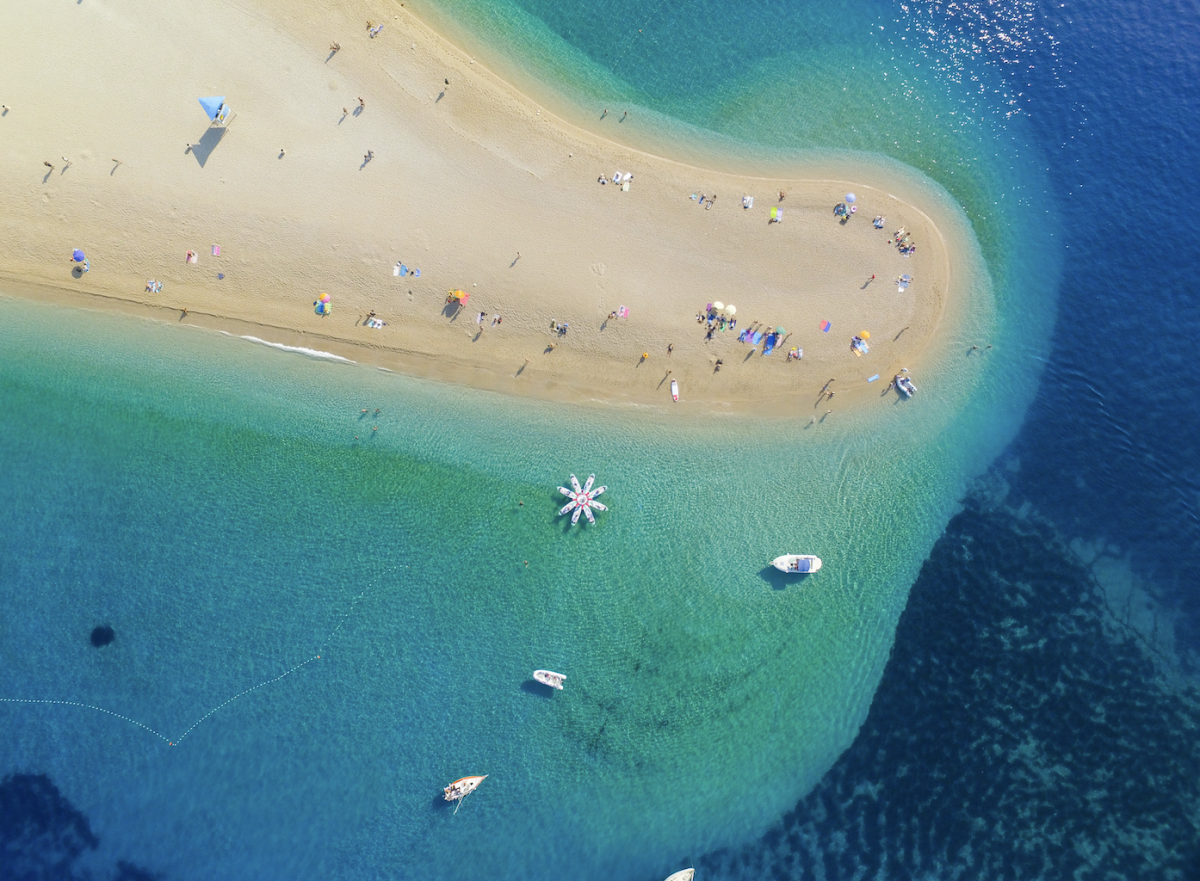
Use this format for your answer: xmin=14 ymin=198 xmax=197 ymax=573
xmin=198 ymin=96 xmax=229 ymax=124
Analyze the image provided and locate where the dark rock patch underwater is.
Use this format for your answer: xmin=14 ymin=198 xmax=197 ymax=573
xmin=0 ymin=772 xmax=160 ymax=881
xmin=695 ymin=484 xmax=1200 ymax=880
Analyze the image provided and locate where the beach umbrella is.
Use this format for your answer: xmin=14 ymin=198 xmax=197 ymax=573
xmin=319 ymin=292 xmax=331 ymax=303
xmin=198 ymin=96 xmax=226 ymax=121
xmin=845 ymin=193 xmax=857 ymax=203
xmin=72 ymin=249 xmax=86 ymax=262
xmin=775 ymin=326 xmax=786 ymax=335
xmin=900 ymin=274 xmax=912 ymax=283
xmin=712 ymin=301 xmax=725 ymax=312
xmin=860 ymin=330 xmax=870 ymax=339
xmin=724 ymin=305 xmax=736 ymax=316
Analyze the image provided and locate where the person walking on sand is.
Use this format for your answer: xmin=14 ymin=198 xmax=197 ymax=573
xmin=358 ymin=97 xmax=365 ymax=109
xmin=667 ymin=343 xmax=673 ymax=356
xmin=43 ymin=161 xmax=54 ymax=170
xmin=330 ymin=41 xmax=340 ymax=53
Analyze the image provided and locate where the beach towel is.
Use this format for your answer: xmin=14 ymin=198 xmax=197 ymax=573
xmin=211 ymin=245 xmax=221 ymax=256
xmin=393 ymin=264 xmax=401 ymax=276
xmin=763 ymin=339 xmax=776 ymax=356
xmin=867 ymin=374 xmax=880 ymax=382
xmin=618 ymin=306 xmax=628 ymax=318
xmin=769 ymin=206 xmax=778 ymax=221
xmin=820 ymin=320 xmax=831 ymax=332
xmin=738 ymin=330 xmax=748 ymax=343
xmin=413 ymin=268 xmax=421 ymax=278
xmin=186 ymin=251 xmax=198 ymax=264
xmin=742 ymin=195 xmax=753 ymax=209
xmin=752 ymin=331 xmax=763 ymax=345
xmin=399 ymin=264 xmax=407 ymax=276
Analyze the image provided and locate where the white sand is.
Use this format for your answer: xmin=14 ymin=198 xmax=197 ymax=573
xmin=0 ymin=0 xmax=955 ymax=413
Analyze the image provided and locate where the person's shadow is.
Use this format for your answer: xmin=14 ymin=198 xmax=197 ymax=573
xmin=353 ymin=105 xmax=363 ymax=117
xmin=436 ymin=91 xmax=445 ymax=103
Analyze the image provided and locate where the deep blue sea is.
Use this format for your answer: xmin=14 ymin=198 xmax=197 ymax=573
xmin=3 ymin=0 xmax=1199 ymax=878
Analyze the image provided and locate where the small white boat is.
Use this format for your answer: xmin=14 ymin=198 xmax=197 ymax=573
xmin=533 ymin=669 xmax=566 ymax=690
xmin=771 ymin=554 xmax=822 ymax=574
xmin=895 ymin=371 xmax=917 ymax=397
xmin=671 ymin=379 xmax=679 ymax=402
xmin=443 ymin=775 xmax=487 ymax=803
xmin=664 ymin=870 xmax=695 ymax=881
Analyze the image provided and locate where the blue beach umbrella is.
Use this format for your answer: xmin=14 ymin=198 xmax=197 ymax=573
xmin=845 ymin=193 xmax=857 ymax=203
xmin=198 ymin=96 xmax=226 ymax=121
xmin=72 ymin=249 xmax=85 ymax=262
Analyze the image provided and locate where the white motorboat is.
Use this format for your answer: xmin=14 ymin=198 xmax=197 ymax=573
xmin=533 ymin=669 xmax=566 ymax=690
xmin=663 ymin=870 xmax=695 ymax=881
xmin=443 ymin=775 xmax=487 ymax=804
xmin=895 ymin=371 xmax=917 ymax=397
xmin=771 ymin=554 xmax=822 ymax=574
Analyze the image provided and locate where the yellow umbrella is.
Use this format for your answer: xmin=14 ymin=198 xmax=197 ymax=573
xmin=860 ymin=330 xmax=870 ymax=339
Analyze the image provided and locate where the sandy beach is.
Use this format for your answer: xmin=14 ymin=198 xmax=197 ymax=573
xmin=0 ymin=0 xmax=956 ymax=414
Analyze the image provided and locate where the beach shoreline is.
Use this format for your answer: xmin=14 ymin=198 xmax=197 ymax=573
xmin=0 ymin=0 xmax=972 ymax=416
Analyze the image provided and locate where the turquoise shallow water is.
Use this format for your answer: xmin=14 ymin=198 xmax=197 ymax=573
xmin=0 ymin=0 xmax=1065 ymax=877
xmin=3 ymin=267 xmax=1009 ymax=879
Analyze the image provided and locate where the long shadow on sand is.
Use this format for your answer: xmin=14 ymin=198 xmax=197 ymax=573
xmin=191 ymin=126 xmax=226 ymax=168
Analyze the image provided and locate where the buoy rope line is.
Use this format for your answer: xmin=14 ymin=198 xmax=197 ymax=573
xmin=0 ymin=585 xmax=375 ymax=747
